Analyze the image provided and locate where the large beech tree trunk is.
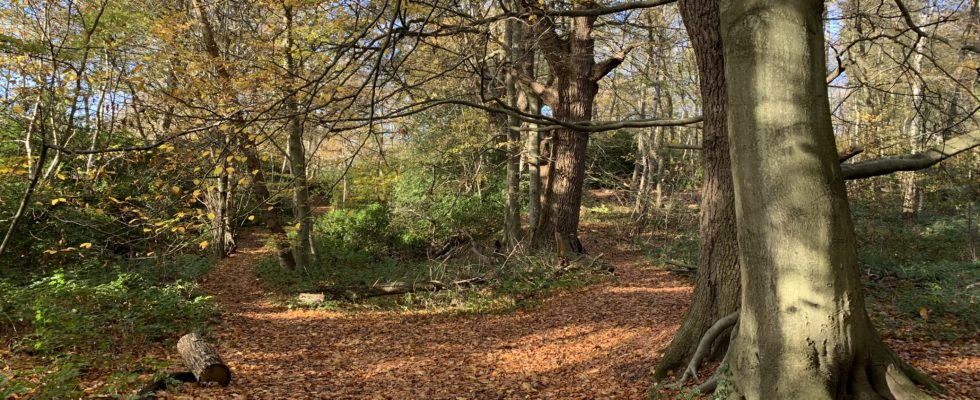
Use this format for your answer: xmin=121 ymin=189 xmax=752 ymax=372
xmin=720 ymin=1 xmax=938 ymax=397
xmin=654 ymin=0 xmax=740 ymax=380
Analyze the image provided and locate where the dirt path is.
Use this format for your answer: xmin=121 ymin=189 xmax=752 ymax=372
xmin=171 ymin=229 xmax=979 ymax=400
xmin=170 ymin=229 xmax=688 ymax=399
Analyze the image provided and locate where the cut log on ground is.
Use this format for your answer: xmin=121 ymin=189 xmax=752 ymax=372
xmin=316 ymin=277 xmax=486 ymax=300
xmin=177 ymin=332 xmax=232 ymax=386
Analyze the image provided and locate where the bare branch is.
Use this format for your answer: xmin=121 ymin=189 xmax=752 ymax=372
xmin=893 ymin=0 xmax=955 ymax=47
xmin=842 ymin=130 xmax=980 ymax=180
xmin=43 ymin=123 xmax=221 ymax=155
xmin=590 ymin=47 xmax=634 ymax=81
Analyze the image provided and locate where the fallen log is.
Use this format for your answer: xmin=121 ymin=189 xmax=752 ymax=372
xmin=177 ymin=333 xmax=231 ymax=386
xmin=316 ymin=277 xmax=486 ymax=300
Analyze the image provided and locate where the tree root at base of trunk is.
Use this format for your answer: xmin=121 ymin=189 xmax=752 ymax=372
xmin=678 ymin=310 xmax=738 ymax=385
xmin=663 ymin=313 xmax=944 ymax=399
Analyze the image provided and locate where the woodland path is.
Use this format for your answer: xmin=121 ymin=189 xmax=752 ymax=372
xmin=170 ymin=225 xmax=979 ymax=399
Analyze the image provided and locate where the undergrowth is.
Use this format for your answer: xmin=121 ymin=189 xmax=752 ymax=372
xmin=0 ymin=256 xmax=215 ymax=398
xmin=853 ymin=203 xmax=979 ymax=340
xmin=256 ymin=204 xmax=611 ymax=313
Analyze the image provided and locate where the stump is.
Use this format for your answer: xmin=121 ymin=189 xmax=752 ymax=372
xmin=176 ymin=333 xmax=231 ymax=386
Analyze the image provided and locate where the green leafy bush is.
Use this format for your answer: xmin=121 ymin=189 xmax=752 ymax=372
xmin=315 ymin=203 xmax=396 ymax=256
xmin=0 ymin=257 xmax=214 ymax=397
xmin=389 ymin=168 xmax=503 ymax=249
xmin=1 ymin=266 xmax=213 ymax=355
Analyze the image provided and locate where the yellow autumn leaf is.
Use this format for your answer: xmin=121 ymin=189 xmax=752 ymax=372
xmin=79 ymin=242 xmax=92 ymax=249
xmin=207 ymin=212 xmax=216 ymax=220
xmin=247 ymin=215 xmax=255 ymax=221
xmin=51 ymin=197 xmax=67 ymax=206
xmin=199 ymin=240 xmax=209 ymax=249
xmin=12 ymin=104 xmax=25 ymax=114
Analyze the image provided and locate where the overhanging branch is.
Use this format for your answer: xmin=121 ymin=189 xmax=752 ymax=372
xmin=842 ymin=130 xmax=980 ymax=180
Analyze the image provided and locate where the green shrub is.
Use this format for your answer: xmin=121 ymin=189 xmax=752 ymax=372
xmin=1 ymin=265 xmax=213 ymax=355
xmin=315 ymin=203 xmax=395 ymax=256
xmin=0 ymin=256 xmax=214 ymax=397
xmin=389 ymin=168 xmax=503 ymax=248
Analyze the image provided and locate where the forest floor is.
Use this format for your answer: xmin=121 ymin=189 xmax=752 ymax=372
xmin=163 ymin=217 xmax=980 ymax=399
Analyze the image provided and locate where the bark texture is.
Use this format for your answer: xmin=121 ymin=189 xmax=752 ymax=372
xmin=654 ymin=0 xmax=740 ymax=381
xmin=720 ymin=1 xmax=938 ymax=398
xmin=177 ymin=333 xmax=231 ymax=386
xmin=523 ymin=1 xmax=628 ymax=252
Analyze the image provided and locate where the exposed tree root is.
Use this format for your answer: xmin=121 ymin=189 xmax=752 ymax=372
xmin=679 ymin=310 xmax=738 ymax=384
xmin=664 ymin=312 xmax=943 ymax=399
xmin=664 ymin=311 xmax=739 ymax=394
xmin=860 ymin=339 xmax=945 ymax=400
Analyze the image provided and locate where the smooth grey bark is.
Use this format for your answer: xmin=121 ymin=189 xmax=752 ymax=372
xmin=720 ymin=1 xmax=938 ymax=398
xmin=525 ymin=96 xmax=542 ymax=231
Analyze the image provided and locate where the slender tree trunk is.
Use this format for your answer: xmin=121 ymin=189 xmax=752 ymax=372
xmin=503 ymin=16 xmax=523 ymax=249
xmin=192 ymin=0 xmax=293 ymax=267
xmin=901 ymin=5 xmax=932 ymax=225
xmin=285 ymin=4 xmax=312 ymax=270
xmin=526 ymin=96 xmax=542 ymax=231
xmin=654 ymin=0 xmax=740 ymax=380
xmin=0 ymin=106 xmax=46 ymax=257
xmin=720 ymin=1 xmax=937 ymax=397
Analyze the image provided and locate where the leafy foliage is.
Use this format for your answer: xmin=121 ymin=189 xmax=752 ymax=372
xmin=0 ymin=257 xmax=214 ymax=397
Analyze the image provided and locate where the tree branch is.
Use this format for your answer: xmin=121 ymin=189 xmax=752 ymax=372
xmin=838 ymin=146 xmax=864 ymax=162
xmin=842 ymin=130 xmax=980 ymax=180
xmin=590 ymin=47 xmax=634 ymax=81
xmin=893 ymin=0 xmax=956 ymax=47
xmin=507 ymin=65 xmax=557 ymax=106
xmin=538 ymin=0 xmax=677 ymax=17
